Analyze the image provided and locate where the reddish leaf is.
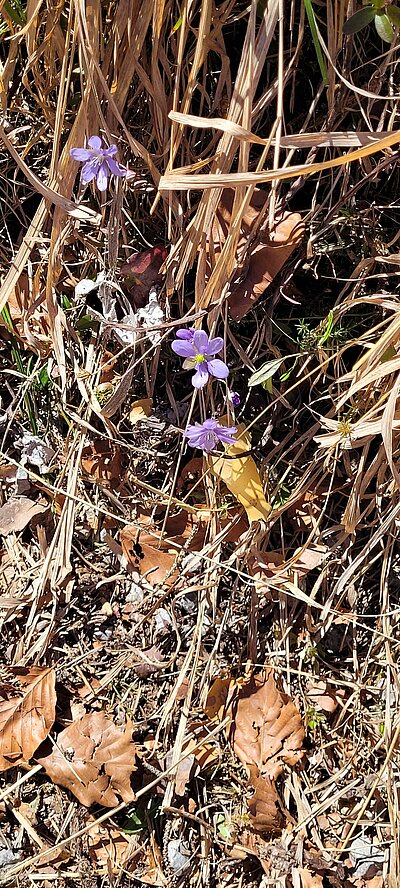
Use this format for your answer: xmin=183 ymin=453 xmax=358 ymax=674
xmin=0 ymin=667 xmax=56 ymax=771
xmin=120 ymin=246 xmax=167 ymax=308
xmin=37 ymin=712 xmax=138 ymax=807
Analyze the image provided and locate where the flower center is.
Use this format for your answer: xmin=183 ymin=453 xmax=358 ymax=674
xmin=194 ymin=353 xmax=205 ymax=364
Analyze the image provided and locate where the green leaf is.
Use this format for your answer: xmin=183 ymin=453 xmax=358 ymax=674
xmin=343 ymin=7 xmax=375 ymax=34
xmin=171 ymin=15 xmax=182 ymax=33
xmin=304 ymin=0 xmax=329 ymax=86
xmin=387 ymin=5 xmax=400 ymax=27
xmin=318 ymin=310 xmax=335 ymax=346
xmin=2 ymin=0 xmax=26 ymax=26
xmin=248 ymin=357 xmax=285 ymax=388
xmin=374 ymin=11 xmax=394 ymax=40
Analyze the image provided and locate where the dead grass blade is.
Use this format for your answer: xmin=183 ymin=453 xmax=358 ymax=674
xmin=159 ymin=129 xmax=400 ymax=190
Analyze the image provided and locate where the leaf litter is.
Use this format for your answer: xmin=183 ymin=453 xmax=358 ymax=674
xmin=0 ymin=2 xmax=399 ymax=886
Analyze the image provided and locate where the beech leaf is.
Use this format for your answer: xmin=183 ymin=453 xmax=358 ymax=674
xmin=128 ymin=398 xmax=153 ymax=424
xmin=121 ymin=525 xmax=179 ymax=587
xmin=37 ymin=712 xmax=138 ymax=807
xmin=87 ymin=820 xmax=133 ymax=875
xmin=0 ymin=667 xmax=56 ymax=771
xmin=210 ymin=423 xmax=271 ymax=522
xmin=205 ymin=670 xmax=304 ymax=831
xmin=209 ymin=189 xmax=303 ymax=321
xmin=81 ymin=439 xmax=128 ymax=489
xmin=246 ymin=765 xmax=284 ymax=832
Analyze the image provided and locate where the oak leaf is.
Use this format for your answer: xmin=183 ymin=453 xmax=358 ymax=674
xmin=0 ymin=667 xmax=56 ymax=771
xmin=37 ymin=712 xmax=138 ymax=807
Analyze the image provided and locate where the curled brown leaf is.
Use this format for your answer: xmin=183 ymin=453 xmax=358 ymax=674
xmin=0 ymin=667 xmax=56 ymax=771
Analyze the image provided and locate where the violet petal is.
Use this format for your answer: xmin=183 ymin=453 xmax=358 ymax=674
xmin=176 ymin=328 xmax=195 ymax=340
xmin=215 ymin=426 xmax=237 ymax=444
xmin=193 ymin=330 xmax=209 ymax=353
xmin=96 ymin=163 xmax=109 ymax=191
xmin=106 ymin=157 xmax=127 ymax=176
xmin=207 ymin=358 xmax=229 ymax=379
xmin=70 ymin=148 xmax=93 ymax=161
xmin=206 ymin=337 xmax=224 ymax=355
xmin=88 ymin=135 xmax=102 ymax=150
xmin=171 ymin=341 xmax=195 ymax=358
xmin=80 ymin=160 xmax=98 ymax=183
xmin=192 ymin=365 xmax=209 ymax=389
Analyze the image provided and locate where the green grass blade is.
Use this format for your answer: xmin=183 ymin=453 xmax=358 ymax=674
xmin=304 ymin=0 xmax=329 ymax=87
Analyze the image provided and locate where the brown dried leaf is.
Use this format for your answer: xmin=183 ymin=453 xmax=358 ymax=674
xmin=208 ymin=190 xmax=303 ymax=321
xmin=306 ymin=680 xmax=346 ymax=714
xmin=128 ymin=398 xmax=153 ymax=425
xmin=0 ymin=497 xmax=49 ymax=536
xmin=133 ymin=645 xmax=165 ymax=678
xmin=0 ymin=667 xmax=56 ymax=771
xmin=121 ymin=525 xmax=178 ymax=587
xmin=37 ymin=712 xmax=138 ymax=807
xmin=81 ymin=439 xmax=128 ymax=489
xmin=206 ymin=670 xmax=304 ymax=780
xmin=246 ymin=765 xmax=284 ymax=832
xmin=88 ymin=819 xmax=135 ymax=875
xmin=297 ymin=869 xmax=324 ymax=888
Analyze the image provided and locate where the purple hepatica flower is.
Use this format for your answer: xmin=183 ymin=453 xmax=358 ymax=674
xmin=176 ymin=328 xmax=196 ymax=341
xmin=229 ymin=390 xmax=240 ymax=407
xmin=171 ymin=329 xmax=229 ymax=389
xmin=184 ymin=418 xmax=237 ymax=452
xmin=70 ymin=135 xmax=126 ymax=192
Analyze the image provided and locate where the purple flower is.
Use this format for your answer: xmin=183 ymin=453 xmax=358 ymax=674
xmin=171 ymin=330 xmax=229 ymax=389
xmin=70 ymin=135 xmax=126 ymax=192
xmin=229 ymin=391 xmax=240 ymax=407
xmin=176 ymin=328 xmax=195 ymax=341
xmin=184 ymin=418 xmax=237 ymax=452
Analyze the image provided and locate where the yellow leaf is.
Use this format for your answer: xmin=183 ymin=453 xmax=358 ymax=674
xmin=128 ymin=398 xmax=153 ymax=425
xmin=210 ymin=423 xmax=271 ymax=522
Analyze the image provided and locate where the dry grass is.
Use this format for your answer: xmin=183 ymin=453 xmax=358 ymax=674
xmin=0 ymin=0 xmax=400 ymax=886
